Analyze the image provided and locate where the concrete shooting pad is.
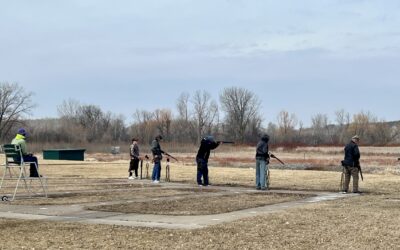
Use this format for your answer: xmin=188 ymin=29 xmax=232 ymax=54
xmin=0 ymin=179 xmax=358 ymax=229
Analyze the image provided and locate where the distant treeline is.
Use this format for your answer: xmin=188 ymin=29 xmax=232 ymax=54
xmin=1 ymin=82 xmax=399 ymax=149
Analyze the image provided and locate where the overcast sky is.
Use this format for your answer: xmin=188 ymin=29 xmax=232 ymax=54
xmin=1 ymin=0 xmax=399 ymax=126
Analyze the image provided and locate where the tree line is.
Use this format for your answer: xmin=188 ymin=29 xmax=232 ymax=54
xmin=1 ymin=82 xmax=399 ymax=147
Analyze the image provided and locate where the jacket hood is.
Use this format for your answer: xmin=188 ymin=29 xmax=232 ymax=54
xmin=261 ymin=134 xmax=269 ymax=143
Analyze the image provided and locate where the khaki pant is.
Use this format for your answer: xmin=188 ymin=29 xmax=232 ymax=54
xmin=343 ymin=166 xmax=359 ymax=192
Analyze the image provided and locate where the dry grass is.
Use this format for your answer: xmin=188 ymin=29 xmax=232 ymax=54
xmin=1 ymin=146 xmax=400 ymax=249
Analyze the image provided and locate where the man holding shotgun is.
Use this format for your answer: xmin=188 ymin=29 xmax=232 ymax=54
xmin=341 ymin=135 xmax=362 ymax=194
xmin=255 ymin=134 xmax=271 ymax=190
xmin=151 ymin=135 xmax=165 ymax=183
xmin=196 ymin=135 xmax=222 ymax=186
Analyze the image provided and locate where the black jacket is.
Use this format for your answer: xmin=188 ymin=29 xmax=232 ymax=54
xmin=256 ymin=135 xmax=270 ymax=160
xmin=343 ymin=141 xmax=360 ymax=167
xmin=151 ymin=139 xmax=164 ymax=159
xmin=196 ymin=138 xmax=220 ymax=162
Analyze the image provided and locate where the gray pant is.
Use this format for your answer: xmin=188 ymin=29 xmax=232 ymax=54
xmin=343 ymin=166 xmax=359 ymax=192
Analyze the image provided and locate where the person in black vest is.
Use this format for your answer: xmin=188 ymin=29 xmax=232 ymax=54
xmin=151 ymin=135 xmax=164 ymax=183
xmin=196 ymin=136 xmax=221 ymax=186
xmin=255 ymin=134 xmax=270 ymax=190
xmin=341 ymin=135 xmax=361 ymax=193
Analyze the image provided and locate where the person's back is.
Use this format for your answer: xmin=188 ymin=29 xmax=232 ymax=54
xmin=11 ymin=133 xmax=27 ymax=156
xmin=196 ymin=136 xmax=219 ymax=163
xmin=342 ymin=135 xmax=361 ymax=193
xmin=343 ymin=141 xmax=360 ymax=167
xmin=196 ymin=136 xmax=220 ymax=186
xmin=255 ymin=135 xmax=270 ymax=161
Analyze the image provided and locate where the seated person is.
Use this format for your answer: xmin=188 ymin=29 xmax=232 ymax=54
xmin=11 ymin=128 xmax=40 ymax=177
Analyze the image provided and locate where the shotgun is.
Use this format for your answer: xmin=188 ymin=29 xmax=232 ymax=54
xmin=163 ymin=152 xmax=178 ymax=161
xmin=358 ymin=165 xmax=364 ymax=181
xmin=269 ymin=153 xmax=285 ymax=165
xmin=217 ymin=141 xmax=235 ymax=144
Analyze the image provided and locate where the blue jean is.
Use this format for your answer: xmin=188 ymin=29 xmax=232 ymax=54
xmin=152 ymin=161 xmax=161 ymax=181
xmin=197 ymin=159 xmax=209 ymax=185
xmin=256 ymin=159 xmax=268 ymax=188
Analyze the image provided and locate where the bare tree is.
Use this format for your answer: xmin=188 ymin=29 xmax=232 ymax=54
xmin=310 ymin=113 xmax=329 ymax=145
xmin=74 ymin=105 xmax=111 ymax=142
xmin=154 ymin=109 xmax=172 ymax=139
xmin=192 ymin=90 xmax=219 ymax=142
xmin=57 ymin=98 xmax=81 ymax=119
xmin=277 ymin=110 xmax=298 ymax=135
xmin=131 ymin=109 xmax=157 ymax=144
xmin=176 ymin=92 xmax=190 ymax=121
xmin=334 ymin=109 xmax=351 ymax=143
xmin=266 ymin=122 xmax=278 ymax=144
xmin=174 ymin=92 xmax=196 ymax=143
xmin=219 ymin=87 xmax=262 ymax=142
xmin=106 ymin=114 xmax=127 ymax=142
xmin=0 ymin=82 xmax=35 ymax=140
xmin=350 ymin=111 xmax=377 ymax=141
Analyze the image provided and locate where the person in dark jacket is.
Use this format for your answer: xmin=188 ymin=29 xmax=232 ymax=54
xmin=151 ymin=135 xmax=164 ymax=183
xmin=196 ymin=136 xmax=221 ymax=186
xmin=128 ymin=138 xmax=141 ymax=179
xmin=341 ymin=135 xmax=361 ymax=193
xmin=255 ymin=134 xmax=270 ymax=190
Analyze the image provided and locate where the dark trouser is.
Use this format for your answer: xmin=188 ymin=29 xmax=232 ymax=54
xmin=23 ymin=155 xmax=39 ymax=177
xmin=197 ymin=158 xmax=209 ymax=186
xmin=343 ymin=166 xmax=359 ymax=192
xmin=129 ymin=158 xmax=139 ymax=177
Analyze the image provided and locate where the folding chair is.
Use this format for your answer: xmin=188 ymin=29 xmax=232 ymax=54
xmin=0 ymin=144 xmax=47 ymax=201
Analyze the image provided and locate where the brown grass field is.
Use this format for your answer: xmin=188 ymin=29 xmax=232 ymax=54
xmin=0 ymin=146 xmax=400 ymax=249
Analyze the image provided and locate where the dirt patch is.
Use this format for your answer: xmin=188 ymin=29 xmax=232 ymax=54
xmin=90 ymin=192 xmax=310 ymax=215
xmin=11 ymin=187 xmax=217 ymax=205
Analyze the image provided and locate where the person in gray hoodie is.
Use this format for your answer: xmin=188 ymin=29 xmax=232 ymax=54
xmin=255 ymin=134 xmax=270 ymax=190
xmin=128 ymin=138 xmax=141 ymax=179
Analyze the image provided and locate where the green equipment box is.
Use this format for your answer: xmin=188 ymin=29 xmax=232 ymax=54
xmin=43 ymin=149 xmax=86 ymax=161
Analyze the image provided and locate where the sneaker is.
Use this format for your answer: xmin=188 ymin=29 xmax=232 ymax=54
xmin=128 ymin=176 xmax=134 ymax=180
xmin=256 ymin=186 xmax=261 ymax=190
xmin=153 ymin=180 xmax=160 ymax=184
